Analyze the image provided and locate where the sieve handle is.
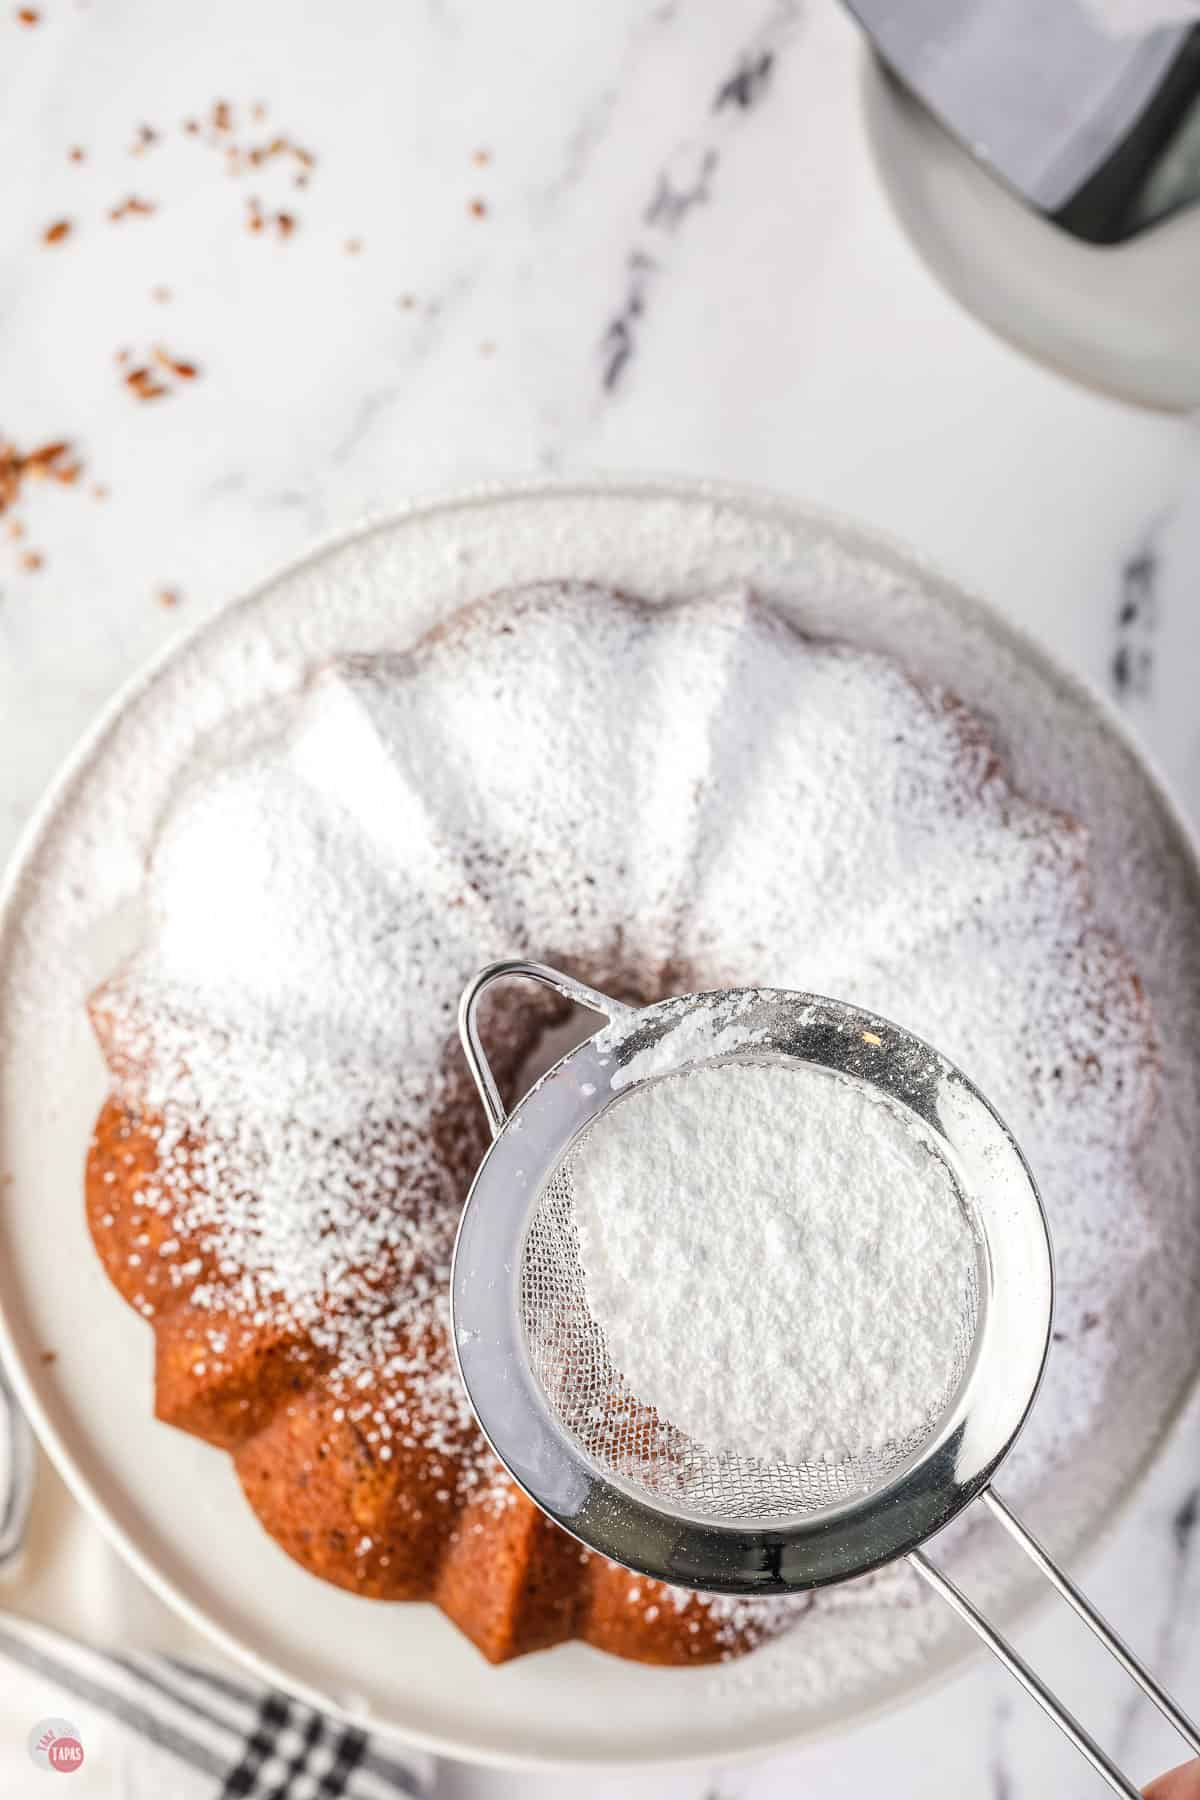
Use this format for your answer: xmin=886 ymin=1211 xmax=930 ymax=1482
xmin=458 ymin=959 xmax=634 ymax=1138
xmin=910 ymin=1485 xmax=1200 ymax=1798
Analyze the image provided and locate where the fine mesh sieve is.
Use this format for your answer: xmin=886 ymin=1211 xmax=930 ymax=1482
xmin=453 ymin=961 xmax=1200 ymax=1799
xmin=521 ymin=1099 xmax=982 ymax=1525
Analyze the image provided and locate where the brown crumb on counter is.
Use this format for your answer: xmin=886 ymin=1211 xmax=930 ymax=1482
xmin=153 ymin=345 xmax=199 ymax=379
xmin=150 ymin=284 xmax=171 ymax=303
xmin=471 ymin=148 xmax=491 ymax=166
xmin=21 ymin=549 xmax=44 ymax=571
xmin=16 ymin=6 xmax=39 ymax=22
xmin=344 ymin=236 xmax=362 ymax=254
xmin=249 ymin=135 xmax=312 ymax=171
xmin=25 ymin=440 xmax=71 ymax=477
xmin=91 ymin=482 xmax=108 ymax=500
xmin=43 ymin=218 xmax=72 ymax=245
xmin=224 ymin=132 xmax=316 ymax=183
xmin=121 ymin=345 xmax=199 ymax=398
xmin=131 ymin=122 xmax=159 ymax=155
xmin=125 ymin=365 xmax=169 ymax=400
xmin=0 ymin=440 xmax=85 ymax=520
xmin=68 ymin=145 xmax=86 ymax=164
xmin=109 ymin=194 xmax=156 ymax=221
xmin=157 ymin=587 xmax=180 ymax=608
xmin=468 ymin=197 xmax=488 ymax=219
xmin=177 ymin=103 xmax=317 ymax=230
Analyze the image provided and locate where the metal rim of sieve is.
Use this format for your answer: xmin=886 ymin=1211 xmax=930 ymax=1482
xmin=451 ymin=960 xmax=1053 ymax=1595
xmin=452 ymin=961 xmax=1200 ymax=1796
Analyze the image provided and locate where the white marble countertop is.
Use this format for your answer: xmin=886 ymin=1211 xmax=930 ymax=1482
xmin=3 ymin=0 xmax=1200 ymax=1794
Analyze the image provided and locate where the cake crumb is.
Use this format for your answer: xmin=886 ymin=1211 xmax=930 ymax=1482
xmin=153 ymin=345 xmax=199 ymax=380
xmin=109 ymin=195 xmax=156 ymax=221
xmin=43 ymin=219 xmax=71 ymax=246
xmin=125 ymin=366 xmax=169 ymax=401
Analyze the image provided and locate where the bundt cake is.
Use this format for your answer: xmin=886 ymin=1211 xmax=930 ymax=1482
xmin=85 ymin=581 xmax=1156 ymax=1666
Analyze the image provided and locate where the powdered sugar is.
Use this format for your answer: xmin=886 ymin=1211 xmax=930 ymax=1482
xmin=573 ymin=1062 xmax=975 ymax=1465
xmin=1 ymin=484 xmax=1197 ymax=1727
xmin=87 ymin=578 xmax=1157 ymax=1536
xmin=86 ymin=579 xmax=1159 ymax=1585
xmin=597 ymin=988 xmax=770 ymax=1084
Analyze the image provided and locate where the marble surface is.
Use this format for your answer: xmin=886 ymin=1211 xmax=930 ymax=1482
xmin=2 ymin=0 xmax=1200 ymax=1793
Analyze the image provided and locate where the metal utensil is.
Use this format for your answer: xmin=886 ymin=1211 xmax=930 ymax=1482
xmin=454 ymin=959 xmax=1199 ymax=1799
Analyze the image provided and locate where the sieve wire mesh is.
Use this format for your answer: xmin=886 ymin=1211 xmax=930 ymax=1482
xmin=519 ymin=1094 xmax=982 ymax=1527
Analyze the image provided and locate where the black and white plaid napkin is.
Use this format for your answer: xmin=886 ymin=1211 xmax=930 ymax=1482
xmin=0 ymin=1369 xmax=430 ymax=1799
xmin=0 ymin=1613 xmax=430 ymax=1797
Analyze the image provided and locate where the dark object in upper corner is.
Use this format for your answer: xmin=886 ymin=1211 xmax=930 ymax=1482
xmin=843 ymin=0 xmax=1200 ymax=244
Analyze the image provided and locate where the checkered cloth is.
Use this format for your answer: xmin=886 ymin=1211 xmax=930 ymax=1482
xmin=0 ymin=1369 xmax=431 ymax=1799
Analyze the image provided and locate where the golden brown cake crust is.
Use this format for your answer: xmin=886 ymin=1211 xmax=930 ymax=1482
xmin=86 ymin=1094 xmax=783 ymax=1667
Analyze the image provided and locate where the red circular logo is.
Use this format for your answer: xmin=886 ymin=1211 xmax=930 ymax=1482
xmin=27 ymin=1719 xmax=84 ymax=1775
xmin=48 ymin=1737 xmax=84 ymax=1773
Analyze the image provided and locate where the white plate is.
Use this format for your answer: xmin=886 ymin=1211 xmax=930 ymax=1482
xmin=2 ymin=479 xmax=1200 ymax=1769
